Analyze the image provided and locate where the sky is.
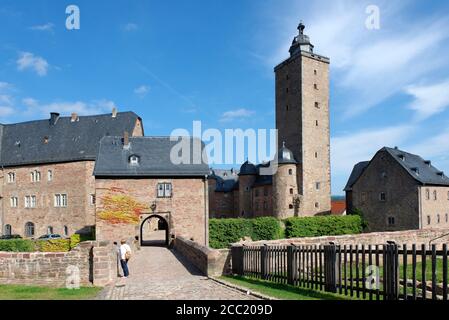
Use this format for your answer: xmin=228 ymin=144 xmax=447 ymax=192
xmin=1 ymin=0 xmax=449 ymax=195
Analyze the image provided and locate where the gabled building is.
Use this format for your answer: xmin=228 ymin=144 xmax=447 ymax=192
xmin=0 ymin=110 xmax=143 ymax=238
xmin=345 ymin=147 xmax=449 ymax=232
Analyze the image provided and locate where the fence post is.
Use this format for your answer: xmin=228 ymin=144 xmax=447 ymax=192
xmin=384 ymin=242 xmax=399 ymax=300
xmin=261 ymin=245 xmax=269 ymax=280
xmin=287 ymin=245 xmax=296 ymax=285
xmin=231 ymin=245 xmax=244 ymax=276
xmin=324 ymin=243 xmax=338 ymax=293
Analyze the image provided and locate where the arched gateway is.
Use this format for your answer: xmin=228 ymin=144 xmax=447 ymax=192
xmin=140 ymin=214 xmax=169 ymax=247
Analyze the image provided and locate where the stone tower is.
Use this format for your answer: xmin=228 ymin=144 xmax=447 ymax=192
xmin=238 ymin=160 xmax=257 ymax=218
xmin=274 ymin=22 xmax=331 ymax=216
xmin=273 ymin=143 xmax=299 ymax=219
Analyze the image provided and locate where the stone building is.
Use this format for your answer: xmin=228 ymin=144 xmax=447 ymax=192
xmin=345 ymin=147 xmax=449 ymax=232
xmin=0 ymin=110 xmax=143 ymax=239
xmin=209 ymin=23 xmax=332 ymax=218
xmin=93 ymin=136 xmax=210 ymax=246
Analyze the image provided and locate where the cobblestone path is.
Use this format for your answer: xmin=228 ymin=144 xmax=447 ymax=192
xmin=97 ymin=244 xmax=258 ymax=300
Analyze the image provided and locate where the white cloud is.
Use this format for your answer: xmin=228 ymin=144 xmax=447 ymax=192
xmin=30 ymin=23 xmax=54 ymax=32
xmin=123 ymin=23 xmax=138 ymax=32
xmin=22 ymin=98 xmax=117 ymax=116
xmin=331 ymin=125 xmax=414 ymax=174
xmin=220 ymin=108 xmax=255 ymax=122
xmin=134 ymin=85 xmax=150 ymax=98
xmin=17 ymin=52 xmax=49 ymax=76
xmin=405 ymin=79 xmax=449 ymax=121
xmin=0 ymin=106 xmax=14 ymax=117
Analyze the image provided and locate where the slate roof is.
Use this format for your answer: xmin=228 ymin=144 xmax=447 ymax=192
xmin=93 ymin=136 xmax=210 ymax=177
xmin=344 ymin=147 xmax=449 ymax=191
xmin=209 ymin=169 xmax=239 ymax=192
xmin=344 ymin=161 xmax=369 ymax=191
xmin=0 ymin=112 xmax=141 ymax=167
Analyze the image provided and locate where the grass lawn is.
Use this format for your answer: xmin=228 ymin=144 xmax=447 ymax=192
xmin=220 ymin=276 xmax=357 ymax=300
xmin=0 ymin=285 xmax=102 ymax=300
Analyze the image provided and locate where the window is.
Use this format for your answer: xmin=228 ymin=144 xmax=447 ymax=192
xmin=25 ymin=222 xmax=35 ymax=237
xmin=315 ymin=152 xmax=318 ymax=158
xmin=263 ymin=201 xmax=268 ymax=210
xmin=47 ymin=226 xmax=53 ymax=235
xmin=437 ymin=214 xmax=441 ymax=224
xmin=129 ymin=155 xmax=140 ymax=165
xmin=388 ymin=217 xmax=395 ymax=226
xmin=433 ymin=190 xmax=437 ymax=201
xmin=64 ymin=226 xmax=69 ymax=237
xmin=54 ymin=194 xmax=68 ymax=207
xmin=90 ymin=194 xmax=96 ymax=206
xmin=426 ymin=189 xmax=430 ymax=200
xmin=316 ymin=120 xmax=319 ymax=126
xmin=25 ymin=195 xmax=36 ymax=208
xmin=316 ymin=182 xmax=321 ymax=190
xmin=379 ymin=192 xmax=386 ymax=202
xmin=290 ymin=188 xmax=294 ymax=195
xmin=7 ymin=172 xmax=15 ymax=183
xmin=315 ymin=202 xmax=320 ymax=209
xmin=10 ymin=197 xmax=18 ymax=208
xmin=289 ymin=204 xmax=294 ymax=209
xmin=446 ymin=214 xmax=448 ymax=223
xmin=286 ymin=74 xmax=289 ymax=80
xmin=4 ymin=224 xmax=12 ymax=236
xmin=288 ymin=169 xmax=293 ymax=175
xmin=286 ymin=105 xmax=289 ymax=111
xmin=286 ymin=88 xmax=289 ymax=93
xmin=314 ymin=83 xmax=318 ymax=90
xmin=381 ymin=172 xmax=387 ymax=179
xmin=31 ymin=170 xmax=41 ymax=182
xmin=315 ymin=102 xmax=320 ymax=109
xmin=314 ymin=69 xmax=317 ymax=75
xmin=361 ymin=192 xmax=367 ymax=202
xmin=47 ymin=170 xmax=53 ymax=181
xmin=427 ymin=215 xmax=431 ymax=225
xmin=157 ymin=183 xmax=172 ymax=198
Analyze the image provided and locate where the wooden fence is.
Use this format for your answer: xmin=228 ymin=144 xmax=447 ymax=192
xmin=231 ymin=243 xmax=449 ymax=300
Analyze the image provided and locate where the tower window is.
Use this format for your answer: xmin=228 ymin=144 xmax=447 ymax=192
xmin=286 ymin=105 xmax=289 ymax=111
xmin=437 ymin=214 xmax=441 ymax=224
xmin=289 ymin=204 xmax=293 ymax=209
xmin=433 ymin=190 xmax=437 ymax=200
xmin=286 ymin=88 xmax=289 ymax=93
xmin=290 ymin=188 xmax=294 ymax=195
xmin=315 ymin=102 xmax=320 ymax=109
xmin=288 ymin=169 xmax=293 ymax=175
xmin=314 ymin=69 xmax=317 ymax=75
xmin=315 ymin=120 xmax=318 ymax=126
xmin=427 ymin=215 xmax=431 ymax=225
xmin=315 ymin=182 xmax=321 ymax=190
xmin=315 ymin=152 xmax=318 ymax=158
xmin=314 ymin=84 xmax=318 ymax=90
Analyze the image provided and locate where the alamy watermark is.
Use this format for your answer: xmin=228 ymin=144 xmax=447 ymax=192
xmin=66 ymin=5 xmax=80 ymax=30
xmin=365 ymin=5 xmax=380 ymax=30
xmin=65 ymin=265 xmax=80 ymax=289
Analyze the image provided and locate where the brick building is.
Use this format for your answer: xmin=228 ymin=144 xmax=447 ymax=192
xmin=345 ymin=147 xmax=449 ymax=232
xmin=93 ymin=136 xmax=210 ymax=246
xmin=209 ymin=23 xmax=332 ymax=218
xmin=0 ymin=110 xmax=143 ymax=239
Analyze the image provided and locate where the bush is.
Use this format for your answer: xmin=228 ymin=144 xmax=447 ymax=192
xmin=69 ymin=233 xmax=95 ymax=250
xmin=209 ymin=217 xmax=282 ymax=249
xmin=34 ymin=239 xmax=71 ymax=252
xmin=0 ymin=239 xmax=35 ymax=252
xmin=284 ymin=215 xmax=363 ymax=238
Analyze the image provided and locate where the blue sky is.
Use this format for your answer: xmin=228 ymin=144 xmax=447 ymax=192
xmin=1 ymin=0 xmax=449 ymax=195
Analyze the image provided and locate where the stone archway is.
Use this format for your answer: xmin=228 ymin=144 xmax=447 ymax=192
xmin=139 ymin=214 xmax=169 ymax=247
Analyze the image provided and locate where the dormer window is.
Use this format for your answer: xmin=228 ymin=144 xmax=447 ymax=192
xmin=411 ymin=167 xmax=419 ymax=175
xmin=129 ymin=155 xmax=140 ymax=165
xmin=424 ymin=160 xmax=431 ymax=167
xmin=398 ymin=154 xmax=405 ymax=161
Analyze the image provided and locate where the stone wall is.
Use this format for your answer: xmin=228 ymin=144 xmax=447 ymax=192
xmin=0 ymin=241 xmax=115 ymax=287
xmin=173 ymin=236 xmax=231 ymax=277
xmin=236 ymin=228 xmax=449 ymax=249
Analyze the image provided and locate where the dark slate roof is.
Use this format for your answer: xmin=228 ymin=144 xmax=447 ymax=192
xmin=344 ymin=161 xmax=370 ymax=191
xmin=0 ymin=112 xmax=141 ymax=167
xmin=239 ymin=160 xmax=258 ymax=176
xmin=93 ymin=136 xmax=210 ymax=177
xmin=277 ymin=144 xmax=298 ymax=165
xmin=383 ymin=147 xmax=449 ymax=186
xmin=253 ymin=174 xmax=272 ymax=187
xmin=344 ymin=147 xmax=449 ymax=191
xmin=210 ymin=169 xmax=239 ymax=192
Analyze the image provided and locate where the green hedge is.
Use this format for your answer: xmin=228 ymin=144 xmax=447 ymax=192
xmin=0 ymin=239 xmax=35 ymax=252
xmin=0 ymin=233 xmax=96 ymax=252
xmin=209 ymin=217 xmax=282 ymax=249
xmin=284 ymin=215 xmax=363 ymax=238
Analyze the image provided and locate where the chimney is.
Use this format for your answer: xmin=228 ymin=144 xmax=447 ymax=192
xmin=123 ymin=131 xmax=130 ymax=148
xmin=50 ymin=112 xmax=60 ymax=125
xmin=71 ymin=112 xmax=79 ymax=122
xmin=112 ymin=108 xmax=117 ymax=118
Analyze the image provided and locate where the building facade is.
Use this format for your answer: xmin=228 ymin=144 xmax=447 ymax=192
xmin=0 ymin=110 xmax=143 ymax=238
xmin=209 ymin=23 xmax=332 ymax=219
xmin=345 ymin=147 xmax=449 ymax=232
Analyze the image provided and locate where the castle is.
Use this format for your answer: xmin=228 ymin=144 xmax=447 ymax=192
xmin=208 ymin=23 xmax=332 ymax=219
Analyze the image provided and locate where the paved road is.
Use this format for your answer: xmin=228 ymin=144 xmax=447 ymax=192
xmin=97 ymin=238 xmax=258 ymax=300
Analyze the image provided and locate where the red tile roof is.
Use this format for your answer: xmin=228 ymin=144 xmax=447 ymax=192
xmin=331 ymin=200 xmax=346 ymax=215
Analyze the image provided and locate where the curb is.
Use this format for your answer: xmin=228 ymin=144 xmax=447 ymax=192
xmin=209 ymin=277 xmax=278 ymax=301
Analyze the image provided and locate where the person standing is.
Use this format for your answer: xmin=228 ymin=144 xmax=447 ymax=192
xmin=119 ymin=239 xmax=132 ymax=278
